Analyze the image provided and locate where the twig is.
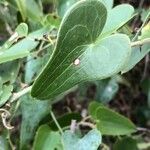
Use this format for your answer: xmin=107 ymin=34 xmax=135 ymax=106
xmin=137 ymin=127 xmax=150 ymax=133
xmin=10 ymin=86 xmax=32 ymax=103
xmin=0 ymin=109 xmax=14 ymax=130
xmin=70 ymin=120 xmax=77 ymax=133
xmin=131 ymin=38 xmax=150 ymax=47
xmin=131 ymin=0 xmax=145 ymax=30
xmin=50 ymin=110 xmax=63 ymax=134
xmin=141 ymin=54 xmax=149 ymax=81
xmin=78 ymin=122 xmax=95 ymax=129
xmin=132 ymin=12 xmax=150 ymax=41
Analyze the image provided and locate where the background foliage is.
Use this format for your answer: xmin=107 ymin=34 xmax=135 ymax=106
xmin=0 ymin=0 xmax=150 ymax=150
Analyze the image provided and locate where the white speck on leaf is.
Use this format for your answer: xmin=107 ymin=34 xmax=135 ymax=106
xmin=74 ymin=58 xmax=80 ymax=65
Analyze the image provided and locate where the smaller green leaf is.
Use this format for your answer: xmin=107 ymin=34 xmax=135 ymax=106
xmin=113 ymin=137 xmax=138 ymax=150
xmin=33 ymin=125 xmax=62 ymax=150
xmin=0 ymin=23 xmax=28 ymax=51
xmin=0 ymin=83 xmax=13 ymax=107
xmin=15 ymin=23 xmax=28 ymax=37
xmin=96 ymin=107 xmax=137 ymax=135
xmin=0 ymin=61 xmax=20 ymax=83
xmin=20 ymin=94 xmax=50 ymax=150
xmin=101 ymin=4 xmax=134 ymax=36
xmin=0 ymin=27 xmax=51 ymax=64
xmin=62 ymin=129 xmax=102 ymax=150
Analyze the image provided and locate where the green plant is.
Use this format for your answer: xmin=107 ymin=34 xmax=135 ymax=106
xmin=0 ymin=0 xmax=150 ymax=149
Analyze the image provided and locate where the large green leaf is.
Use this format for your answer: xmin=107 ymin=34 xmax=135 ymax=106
xmin=0 ymin=27 xmax=51 ymax=64
xmin=33 ymin=125 xmax=62 ymax=150
xmin=31 ymin=0 xmax=131 ymax=100
xmin=96 ymin=107 xmax=137 ymax=135
xmin=20 ymin=94 xmax=50 ymax=150
xmin=62 ymin=129 xmax=101 ymax=150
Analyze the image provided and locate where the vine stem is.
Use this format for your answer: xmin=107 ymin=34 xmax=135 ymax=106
xmin=131 ymin=38 xmax=150 ymax=47
xmin=132 ymin=12 xmax=150 ymax=42
xmin=10 ymin=86 xmax=32 ymax=103
xmin=50 ymin=110 xmax=63 ymax=134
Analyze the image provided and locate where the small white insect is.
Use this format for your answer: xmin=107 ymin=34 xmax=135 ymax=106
xmin=73 ymin=58 xmax=80 ymax=65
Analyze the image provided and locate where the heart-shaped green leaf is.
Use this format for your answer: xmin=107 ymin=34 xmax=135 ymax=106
xmin=31 ymin=0 xmax=131 ymax=100
xmin=62 ymin=129 xmax=102 ymax=150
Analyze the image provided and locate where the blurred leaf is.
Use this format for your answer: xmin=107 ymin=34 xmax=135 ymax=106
xmin=0 ymin=23 xmax=28 ymax=51
xmin=20 ymin=94 xmax=50 ymax=150
xmin=15 ymin=0 xmax=26 ymax=21
xmin=113 ymin=137 xmax=138 ymax=150
xmin=33 ymin=125 xmax=62 ymax=150
xmin=31 ymin=1 xmax=131 ymax=100
xmin=15 ymin=0 xmax=43 ymax=22
xmin=141 ymin=9 xmax=150 ymax=22
xmin=49 ymin=112 xmax=82 ymax=130
xmin=25 ymin=53 xmax=50 ymax=84
xmin=0 ymin=27 xmax=51 ymax=64
xmin=15 ymin=23 xmax=28 ymax=37
xmin=139 ymin=22 xmax=150 ymax=39
xmin=0 ymin=61 xmax=20 ymax=83
xmin=0 ymin=135 xmax=9 ymax=150
xmin=101 ymin=4 xmax=134 ymax=37
xmin=95 ymin=78 xmax=119 ymax=103
xmin=62 ymin=129 xmax=101 ymax=150
xmin=57 ymin=0 xmax=77 ymax=17
xmin=96 ymin=107 xmax=137 ymax=135
xmin=0 ymin=81 xmax=13 ymax=107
